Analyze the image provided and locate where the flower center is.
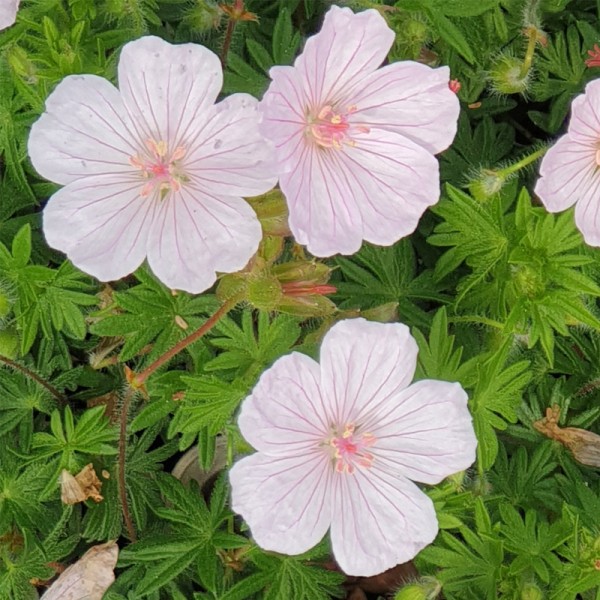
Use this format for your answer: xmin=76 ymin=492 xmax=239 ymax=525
xmin=307 ymin=105 xmax=369 ymax=149
xmin=129 ymin=139 xmax=188 ymax=199
xmin=328 ymin=423 xmax=375 ymax=474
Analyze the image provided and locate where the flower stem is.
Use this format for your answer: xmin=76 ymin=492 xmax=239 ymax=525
xmin=131 ymin=298 xmax=239 ymax=388
xmin=498 ymin=146 xmax=546 ymax=177
xmin=118 ymin=387 xmax=137 ymax=542
xmin=220 ymin=16 xmax=237 ymax=69
xmin=519 ymin=26 xmax=539 ymax=80
xmin=0 ymin=355 xmax=66 ymax=404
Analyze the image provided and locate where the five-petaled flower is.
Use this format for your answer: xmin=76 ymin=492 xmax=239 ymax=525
xmin=28 ymin=36 xmax=276 ymax=294
xmin=229 ymin=318 xmax=477 ymax=577
xmin=0 ymin=0 xmax=19 ymax=30
xmin=259 ymin=5 xmax=460 ymax=257
xmin=534 ymin=79 xmax=600 ymax=246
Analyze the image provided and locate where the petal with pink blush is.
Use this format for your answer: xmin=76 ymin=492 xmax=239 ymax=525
xmin=348 ymin=62 xmax=460 ymax=154
xmin=184 ymin=93 xmax=277 ymax=197
xmin=118 ymin=36 xmax=222 ymax=147
xmin=575 ymin=179 xmax=600 ymax=246
xmin=330 ymin=467 xmax=438 ymax=577
xmin=229 ymin=452 xmax=333 ymax=555
xmin=371 ymin=380 xmax=477 ymax=485
xmin=534 ymin=134 xmax=597 ymax=213
xmin=337 ymin=130 xmax=440 ymax=247
xmin=238 ymin=352 xmax=331 ymax=455
xmin=0 ymin=0 xmax=19 ymax=30
xmin=280 ymin=146 xmax=364 ymax=257
xmin=146 ymin=187 xmax=261 ymax=293
xmin=43 ymin=175 xmax=154 ymax=282
xmin=295 ymin=6 xmax=394 ymax=108
xmin=319 ymin=319 xmax=418 ymax=426
xmin=28 ymin=75 xmax=135 ymax=185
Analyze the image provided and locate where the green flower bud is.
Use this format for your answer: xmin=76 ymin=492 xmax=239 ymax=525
xmin=216 ymin=273 xmax=247 ymax=303
xmin=360 ymin=302 xmax=399 ymax=323
xmin=246 ymin=274 xmax=282 ymax=312
xmin=6 ymin=46 xmax=38 ymax=84
xmin=182 ymin=0 xmax=222 ymax=32
xmin=394 ymin=577 xmax=442 ymax=600
xmin=247 ymin=189 xmax=291 ymax=237
xmin=0 ymin=326 xmax=19 ymax=359
xmin=273 ymin=261 xmax=331 ymax=285
xmin=488 ymin=54 xmax=531 ymax=95
xmin=277 ymin=294 xmax=337 ymax=318
xmin=468 ymin=168 xmax=507 ymax=202
xmin=512 ymin=264 xmax=545 ymax=300
xmin=521 ymin=582 xmax=544 ymax=600
xmin=0 ymin=291 xmax=12 ymax=320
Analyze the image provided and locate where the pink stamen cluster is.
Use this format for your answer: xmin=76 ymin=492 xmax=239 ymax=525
xmin=129 ymin=139 xmax=187 ymax=198
xmin=329 ymin=423 xmax=375 ymax=474
xmin=307 ymin=105 xmax=368 ymax=149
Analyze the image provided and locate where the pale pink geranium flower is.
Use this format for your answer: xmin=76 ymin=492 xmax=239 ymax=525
xmin=259 ymin=6 xmax=460 ymax=257
xmin=535 ymin=79 xmax=600 ymax=246
xmin=229 ymin=318 xmax=477 ymax=577
xmin=0 ymin=0 xmax=19 ymax=30
xmin=28 ymin=36 xmax=276 ymax=294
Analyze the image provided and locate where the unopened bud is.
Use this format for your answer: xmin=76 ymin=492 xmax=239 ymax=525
xmin=521 ymin=582 xmax=544 ymax=600
xmin=394 ymin=577 xmax=442 ymax=600
xmin=246 ymin=274 xmax=282 ymax=312
xmin=247 ymin=189 xmax=290 ymax=237
xmin=512 ymin=264 xmax=545 ymax=300
xmin=534 ymin=405 xmax=600 ymax=468
xmin=273 ymin=260 xmax=331 ymax=285
xmin=360 ymin=302 xmax=398 ymax=323
xmin=278 ymin=293 xmax=337 ymax=318
xmin=216 ymin=273 xmax=248 ymax=303
xmin=183 ymin=0 xmax=222 ymax=31
xmin=488 ymin=54 xmax=530 ymax=95
xmin=6 ymin=46 xmax=38 ymax=84
xmin=0 ymin=291 xmax=12 ymax=319
xmin=0 ymin=326 xmax=19 ymax=359
xmin=468 ymin=168 xmax=507 ymax=201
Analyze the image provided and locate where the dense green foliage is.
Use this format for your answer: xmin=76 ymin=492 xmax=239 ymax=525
xmin=2 ymin=0 xmax=600 ymax=599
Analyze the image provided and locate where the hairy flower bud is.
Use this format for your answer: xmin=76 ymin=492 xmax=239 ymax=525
xmin=521 ymin=582 xmax=544 ymax=600
xmin=246 ymin=273 xmax=283 ymax=312
xmin=247 ymin=189 xmax=291 ymax=237
xmin=468 ymin=168 xmax=507 ymax=201
xmin=488 ymin=53 xmax=531 ymax=95
xmin=0 ymin=326 xmax=19 ymax=359
xmin=394 ymin=577 xmax=442 ymax=600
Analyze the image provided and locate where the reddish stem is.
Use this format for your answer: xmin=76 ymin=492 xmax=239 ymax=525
xmin=0 ymin=355 xmax=66 ymax=405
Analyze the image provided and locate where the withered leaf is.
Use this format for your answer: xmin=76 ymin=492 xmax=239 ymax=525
xmin=534 ymin=405 xmax=600 ymax=468
xmin=40 ymin=541 xmax=118 ymax=600
xmin=60 ymin=464 xmax=103 ymax=505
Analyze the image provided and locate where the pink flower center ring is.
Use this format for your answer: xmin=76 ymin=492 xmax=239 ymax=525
xmin=307 ymin=105 xmax=369 ymax=149
xmin=129 ymin=139 xmax=188 ymax=199
xmin=329 ymin=423 xmax=376 ymax=474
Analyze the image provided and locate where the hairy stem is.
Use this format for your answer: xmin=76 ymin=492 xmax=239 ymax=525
xmin=132 ymin=298 xmax=239 ymax=387
xmin=220 ymin=17 xmax=236 ymax=69
xmin=499 ymin=146 xmax=547 ymax=177
xmin=519 ymin=27 xmax=539 ymax=80
xmin=0 ymin=355 xmax=66 ymax=404
xmin=118 ymin=387 xmax=137 ymax=542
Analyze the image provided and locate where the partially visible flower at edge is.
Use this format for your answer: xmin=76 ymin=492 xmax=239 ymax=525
xmin=0 ymin=0 xmax=19 ymax=30
xmin=259 ymin=5 xmax=460 ymax=257
xmin=229 ymin=318 xmax=477 ymax=577
xmin=28 ymin=36 xmax=276 ymax=294
xmin=534 ymin=78 xmax=600 ymax=246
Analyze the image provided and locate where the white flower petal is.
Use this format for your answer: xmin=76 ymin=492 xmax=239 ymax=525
xmin=238 ymin=352 xmax=332 ymax=455
xmin=337 ymin=129 xmax=440 ymax=247
xmin=279 ymin=144 xmax=364 ymax=256
xmin=295 ymin=6 xmax=394 ymax=107
xmin=349 ymin=62 xmax=460 ymax=154
xmin=534 ymin=134 xmax=597 ymax=212
xmin=372 ymin=380 xmax=477 ymax=485
xmin=118 ymin=36 xmax=222 ymax=148
xmin=230 ymin=452 xmax=333 ymax=555
xmin=28 ymin=75 xmax=136 ymax=185
xmin=569 ymin=79 xmax=600 ymax=144
xmin=0 ymin=0 xmax=19 ymax=30
xmin=330 ymin=467 xmax=438 ymax=576
xmin=42 ymin=175 xmax=154 ymax=281
xmin=319 ymin=319 xmax=418 ymax=426
xmin=575 ymin=177 xmax=600 ymax=246
xmin=146 ymin=187 xmax=261 ymax=293
xmin=184 ymin=93 xmax=277 ymax=197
